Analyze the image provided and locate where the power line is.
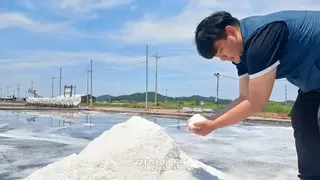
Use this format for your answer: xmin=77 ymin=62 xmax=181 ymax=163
xmin=160 ymin=50 xmax=196 ymax=58
xmin=103 ymin=59 xmax=153 ymax=71
xmin=219 ymin=74 xmax=239 ymax=80
xmin=96 ymin=50 xmax=194 ymax=72
xmin=62 ymin=71 xmax=86 ymax=80
xmin=216 ymin=74 xmax=292 ymax=85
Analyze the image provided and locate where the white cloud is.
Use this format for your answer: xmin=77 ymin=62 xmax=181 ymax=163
xmin=59 ymin=0 xmax=133 ymax=12
xmin=110 ymin=0 xmax=320 ymax=44
xmin=0 ymin=0 xmax=134 ymax=38
xmin=17 ymin=0 xmax=37 ymax=10
xmin=0 ymin=12 xmax=97 ymax=38
xmin=0 ymin=50 xmax=145 ymax=69
xmin=0 ymin=12 xmax=33 ymax=28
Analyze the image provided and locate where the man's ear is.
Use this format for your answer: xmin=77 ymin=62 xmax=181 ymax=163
xmin=225 ymin=25 xmax=237 ymax=36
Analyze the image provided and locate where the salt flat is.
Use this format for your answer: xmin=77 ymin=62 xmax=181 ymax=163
xmin=0 ymin=110 xmax=298 ymax=180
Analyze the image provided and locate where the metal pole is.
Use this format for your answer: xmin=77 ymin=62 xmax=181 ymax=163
xmin=155 ymin=51 xmax=158 ymax=107
xmin=50 ymin=77 xmax=55 ymax=98
xmin=90 ymin=59 xmax=93 ymax=106
xmin=17 ymin=84 xmax=20 ymax=98
xmin=31 ymin=81 xmax=34 ymax=90
xmin=86 ymin=67 xmax=89 ymax=104
xmin=6 ymin=86 xmax=9 ymax=98
xmin=59 ymin=68 xmax=62 ymax=96
xmin=151 ymin=51 xmax=161 ymax=107
xmin=52 ymin=78 xmax=54 ymax=97
xmin=214 ymin=73 xmax=220 ymax=108
xmin=145 ymin=45 xmax=148 ymax=110
xmin=285 ymin=84 xmax=287 ymax=105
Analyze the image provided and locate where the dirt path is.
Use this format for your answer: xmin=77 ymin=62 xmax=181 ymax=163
xmin=86 ymin=106 xmax=291 ymax=124
xmin=0 ymin=102 xmax=291 ymax=124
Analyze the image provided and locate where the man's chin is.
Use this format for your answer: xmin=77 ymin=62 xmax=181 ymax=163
xmin=232 ymin=58 xmax=240 ymax=64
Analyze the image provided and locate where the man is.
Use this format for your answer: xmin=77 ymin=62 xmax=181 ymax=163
xmin=190 ymin=10 xmax=320 ymax=179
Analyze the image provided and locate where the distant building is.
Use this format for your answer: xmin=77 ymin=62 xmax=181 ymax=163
xmin=58 ymin=94 xmax=96 ymax=103
xmin=74 ymin=94 xmax=96 ymax=103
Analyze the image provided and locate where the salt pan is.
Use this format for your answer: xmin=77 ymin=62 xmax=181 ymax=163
xmin=25 ymin=116 xmax=224 ymax=180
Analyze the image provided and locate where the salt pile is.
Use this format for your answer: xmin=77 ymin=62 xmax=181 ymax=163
xmin=25 ymin=116 xmax=225 ymax=180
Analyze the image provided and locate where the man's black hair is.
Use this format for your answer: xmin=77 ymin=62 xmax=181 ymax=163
xmin=195 ymin=11 xmax=240 ymax=59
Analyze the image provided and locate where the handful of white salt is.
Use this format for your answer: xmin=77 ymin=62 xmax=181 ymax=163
xmin=187 ymin=114 xmax=207 ymax=130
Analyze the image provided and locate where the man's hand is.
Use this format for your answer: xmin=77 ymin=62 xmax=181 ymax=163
xmin=187 ymin=120 xmax=216 ymax=136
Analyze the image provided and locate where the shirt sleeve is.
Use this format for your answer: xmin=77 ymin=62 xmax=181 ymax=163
xmin=233 ymin=60 xmax=248 ymax=79
xmin=245 ymin=21 xmax=289 ymax=79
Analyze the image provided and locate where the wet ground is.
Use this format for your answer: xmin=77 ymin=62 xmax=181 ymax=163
xmin=0 ymin=110 xmax=298 ymax=180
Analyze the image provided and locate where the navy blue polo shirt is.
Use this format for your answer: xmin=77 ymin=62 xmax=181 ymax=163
xmin=233 ymin=21 xmax=288 ymax=80
xmin=233 ymin=10 xmax=320 ymax=92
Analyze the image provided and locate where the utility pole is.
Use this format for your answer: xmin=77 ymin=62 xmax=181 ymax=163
xmin=145 ymin=45 xmax=148 ymax=111
xmin=85 ymin=67 xmax=90 ymax=104
xmin=213 ymin=73 xmax=220 ymax=108
xmin=6 ymin=86 xmax=9 ymax=98
xmin=59 ymin=68 xmax=62 ymax=96
xmin=0 ymin=88 xmax=2 ymax=98
xmin=152 ymin=51 xmax=162 ymax=107
xmin=285 ymin=84 xmax=287 ymax=105
xmin=50 ymin=76 xmax=56 ymax=97
xmin=17 ymin=84 xmax=20 ymax=98
xmin=73 ymin=85 xmax=76 ymax=95
xmin=31 ymin=81 xmax=34 ymax=90
xmin=109 ymin=92 xmax=111 ymax=103
xmin=90 ymin=59 xmax=93 ymax=107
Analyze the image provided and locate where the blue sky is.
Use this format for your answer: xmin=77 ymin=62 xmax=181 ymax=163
xmin=0 ymin=0 xmax=319 ymax=101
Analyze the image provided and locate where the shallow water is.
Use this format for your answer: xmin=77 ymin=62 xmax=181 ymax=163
xmin=0 ymin=110 xmax=298 ymax=180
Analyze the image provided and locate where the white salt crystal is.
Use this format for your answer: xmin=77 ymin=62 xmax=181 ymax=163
xmin=25 ymin=116 xmax=224 ymax=180
xmin=187 ymin=114 xmax=208 ymax=130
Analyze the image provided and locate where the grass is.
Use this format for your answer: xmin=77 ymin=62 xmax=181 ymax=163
xmin=83 ymin=100 xmax=293 ymax=114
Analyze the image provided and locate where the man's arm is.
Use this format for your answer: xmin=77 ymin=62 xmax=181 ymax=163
xmin=207 ymin=21 xmax=288 ymax=129
xmin=192 ymin=69 xmax=276 ymax=136
xmin=210 ymin=68 xmax=276 ymax=129
xmin=206 ymin=75 xmax=249 ymax=120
